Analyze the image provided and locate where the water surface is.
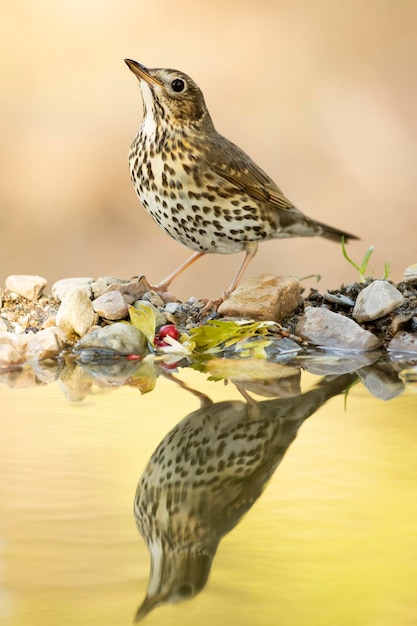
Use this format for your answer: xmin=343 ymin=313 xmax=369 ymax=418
xmin=1 ymin=357 xmax=416 ymax=626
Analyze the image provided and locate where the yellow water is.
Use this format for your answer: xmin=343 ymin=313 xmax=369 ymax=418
xmin=0 ymin=369 xmax=416 ymax=626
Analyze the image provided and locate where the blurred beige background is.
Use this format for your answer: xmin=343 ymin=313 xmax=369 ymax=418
xmin=1 ymin=0 xmax=416 ymax=299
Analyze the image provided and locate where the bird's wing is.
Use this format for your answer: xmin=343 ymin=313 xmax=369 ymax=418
xmin=206 ymin=133 xmax=300 ymax=213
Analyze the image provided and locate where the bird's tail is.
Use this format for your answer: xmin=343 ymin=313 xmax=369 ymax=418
xmin=313 ymin=219 xmax=359 ymax=243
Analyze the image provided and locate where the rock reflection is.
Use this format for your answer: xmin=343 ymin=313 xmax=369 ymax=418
xmin=133 ymin=372 xmax=356 ymax=620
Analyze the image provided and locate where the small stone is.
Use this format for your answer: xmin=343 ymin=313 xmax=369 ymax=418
xmin=0 ymin=317 xmax=8 ymax=332
xmin=389 ymin=312 xmax=415 ymax=336
xmin=388 ymin=331 xmax=417 ymax=353
xmin=26 ymin=326 xmax=67 ymax=361
xmin=0 ymin=343 xmax=23 ymax=365
xmin=0 ymin=331 xmax=30 ymax=353
xmin=92 ymin=291 xmax=129 ymax=320
xmin=160 ymin=292 xmax=179 ymax=304
xmin=5 ymin=274 xmax=47 ymax=300
xmin=41 ymin=316 xmax=57 ymax=329
xmin=218 ymin=275 xmax=301 ymax=322
xmin=56 ymin=289 xmax=97 ymax=339
xmin=402 ymin=263 xmax=417 ymax=285
xmin=164 ymin=301 xmax=180 ymax=314
xmin=352 ymin=280 xmax=404 ymax=323
xmin=52 ymin=277 xmax=94 ymax=302
xmin=102 ymin=276 xmax=151 ymax=302
xmin=164 ymin=312 xmax=179 ymax=325
xmin=74 ymin=322 xmax=148 ymax=356
xmin=142 ymin=290 xmax=165 ymax=307
xmin=91 ymin=276 xmax=131 ymax=299
xmin=296 ymin=307 xmax=381 ymax=350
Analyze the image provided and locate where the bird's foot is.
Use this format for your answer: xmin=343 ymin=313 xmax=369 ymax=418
xmin=199 ymin=297 xmax=224 ymax=318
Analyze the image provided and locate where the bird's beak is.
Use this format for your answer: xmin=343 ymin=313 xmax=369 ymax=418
xmin=124 ymin=59 xmax=163 ymax=86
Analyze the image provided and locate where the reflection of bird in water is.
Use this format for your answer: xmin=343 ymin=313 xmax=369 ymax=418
xmin=133 ymin=373 xmax=356 ymax=620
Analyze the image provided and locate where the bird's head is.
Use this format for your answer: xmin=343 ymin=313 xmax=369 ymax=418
xmin=134 ymin=545 xmax=214 ymax=621
xmin=125 ymin=59 xmax=213 ymax=131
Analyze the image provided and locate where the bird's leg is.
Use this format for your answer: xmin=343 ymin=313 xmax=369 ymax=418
xmin=152 ymin=251 xmax=205 ymax=292
xmin=223 ymin=242 xmax=258 ymax=299
xmin=200 ymin=242 xmax=258 ymax=316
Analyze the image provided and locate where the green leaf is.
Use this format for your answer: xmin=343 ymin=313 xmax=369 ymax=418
xmin=128 ymin=303 xmax=156 ymax=346
xmin=185 ymin=319 xmax=275 ymax=354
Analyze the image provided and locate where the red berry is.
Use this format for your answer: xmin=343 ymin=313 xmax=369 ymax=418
xmin=158 ymin=325 xmax=179 ymax=341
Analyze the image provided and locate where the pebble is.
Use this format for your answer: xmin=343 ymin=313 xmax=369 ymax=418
xmin=52 ymin=277 xmax=94 ymax=302
xmin=92 ymin=290 xmax=129 ymax=320
xmin=101 ymin=276 xmax=151 ymax=302
xmin=26 ymin=326 xmax=67 ymax=361
xmin=91 ymin=276 xmax=131 ymax=299
xmin=74 ymin=321 xmax=148 ymax=356
xmin=0 ymin=343 xmax=23 ymax=365
xmin=218 ymin=274 xmax=301 ymax=322
xmin=164 ymin=301 xmax=179 ymax=314
xmin=5 ymin=274 xmax=47 ymax=301
xmin=142 ymin=290 xmax=165 ymax=308
xmin=402 ymin=263 xmax=417 ymax=285
xmin=388 ymin=331 xmax=417 ymax=353
xmin=352 ymin=280 xmax=404 ymax=323
xmin=56 ymin=288 xmax=97 ymax=338
xmin=296 ymin=306 xmax=382 ymax=351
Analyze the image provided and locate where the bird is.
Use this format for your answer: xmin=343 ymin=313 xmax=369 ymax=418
xmin=125 ymin=59 xmax=359 ymax=299
xmin=133 ymin=372 xmax=357 ymax=620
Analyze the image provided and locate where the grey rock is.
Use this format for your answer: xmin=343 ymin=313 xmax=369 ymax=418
xmin=74 ymin=322 xmax=148 ymax=356
xmin=5 ymin=274 xmax=47 ymax=300
xmin=164 ymin=301 xmax=179 ymax=314
xmin=56 ymin=289 xmax=97 ymax=338
xmin=296 ymin=306 xmax=381 ymax=350
xmin=388 ymin=331 xmax=417 ymax=353
xmin=26 ymin=326 xmax=67 ymax=361
xmin=218 ymin=274 xmax=301 ymax=322
xmin=352 ymin=280 xmax=404 ymax=323
xmin=92 ymin=291 xmax=129 ymax=320
xmin=52 ymin=277 xmax=94 ymax=302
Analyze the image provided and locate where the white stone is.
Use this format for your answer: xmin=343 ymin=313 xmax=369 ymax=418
xmin=26 ymin=326 xmax=67 ymax=361
xmin=5 ymin=274 xmax=47 ymax=300
xmin=56 ymin=289 xmax=96 ymax=338
xmin=52 ymin=277 xmax=94 ymax=302
xmin=0 ymin=343 xmax=23 ymax=365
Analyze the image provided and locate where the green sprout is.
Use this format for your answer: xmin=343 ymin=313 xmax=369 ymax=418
xmin=341 ymin=237 xmax=390 ymax=283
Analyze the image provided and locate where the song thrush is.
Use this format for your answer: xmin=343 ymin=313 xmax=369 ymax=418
xmin=133 ymin=372 xmax=357 ymax=619
xmin=125 ymin=60 xmax=358 ymax=296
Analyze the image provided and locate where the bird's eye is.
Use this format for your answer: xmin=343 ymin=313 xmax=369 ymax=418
xmin=177 ymin=583 xmax=193 ymax=597
xmin=171 ymin=78 xmax=185 ymax=93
